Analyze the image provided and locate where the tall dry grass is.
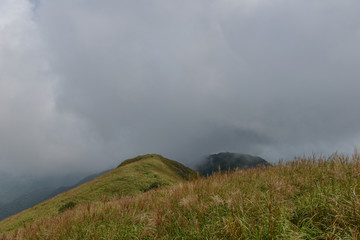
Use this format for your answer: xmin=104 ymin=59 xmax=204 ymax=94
xmin=2 ymin=152 xmax=360 ymax=239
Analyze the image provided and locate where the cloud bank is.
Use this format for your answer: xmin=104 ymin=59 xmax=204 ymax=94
xmin=1 ymin=0 xmax=360 ymax=176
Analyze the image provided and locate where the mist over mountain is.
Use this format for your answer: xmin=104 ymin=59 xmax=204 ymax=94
xmin=0 ymin=171 xmax=98 ymax=205
xmin=0 ymin=169 xmax=110 ymax=221
xmin=0 ymin=187 xmax=54 ymax=221
xmin=197 ymin=152 xmax=269 ymax=176
xmin=0 ymin=172 xmax=60 ymax=204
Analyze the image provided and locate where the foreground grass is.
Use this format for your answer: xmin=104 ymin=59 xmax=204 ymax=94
xmin=2 ymin=152 xmax=360 ymax=239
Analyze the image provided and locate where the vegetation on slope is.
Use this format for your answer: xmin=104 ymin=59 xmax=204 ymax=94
xmin=2 ymin=152 xmax=360 ymax=239
xmin=0 ymin=154 xmax=196 ymax=234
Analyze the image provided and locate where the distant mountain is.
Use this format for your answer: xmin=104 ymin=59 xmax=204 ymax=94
xmin=196 ymin=152 xmax=270 ymax=176
xmin=0 ymin=187 xmax=54 ymax=221
xmin=0 ymin=172 xmax=37 ymax=204
xmin=0 ymin=171 xmax=93 ymax=205
xmin=0 ymin=154 xmax=196 ymax=233
xmin=0 ymin=170 xmax=110 ymax=221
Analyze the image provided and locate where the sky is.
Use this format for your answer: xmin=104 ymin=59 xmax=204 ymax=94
xmin=1 ymin=0 xmax=360 ymax=176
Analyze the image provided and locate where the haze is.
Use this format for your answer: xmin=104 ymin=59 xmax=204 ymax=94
xmin=1 ymin=0 xmax=360 ymax=177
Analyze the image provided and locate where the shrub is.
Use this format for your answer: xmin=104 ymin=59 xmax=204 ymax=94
xmin=142 ymin=182 xmax=162 ymax=192
xmin=58 ymin=201 xmax=77 ymax=213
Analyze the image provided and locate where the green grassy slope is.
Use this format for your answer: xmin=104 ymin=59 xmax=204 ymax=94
xmin=2 ymin=152 xmax=360 ymax=239
xmin=0 ymin=154 xmax=196 ymax=233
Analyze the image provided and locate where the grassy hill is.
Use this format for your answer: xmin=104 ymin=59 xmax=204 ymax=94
xmin=2 ymin=152 xmax=360 ymax=239
xmin=0 ymin=154 xmax=196 ymax=234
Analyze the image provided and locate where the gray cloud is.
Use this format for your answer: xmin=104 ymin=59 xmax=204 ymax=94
xmin=0 ymin=0 xmax=106 ymax=175
xmin=1 ymin=0 xmax=360 ymax=176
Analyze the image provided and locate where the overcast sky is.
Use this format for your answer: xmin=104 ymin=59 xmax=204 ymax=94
xmin=1 ymin=0 xmax=360 ymax=176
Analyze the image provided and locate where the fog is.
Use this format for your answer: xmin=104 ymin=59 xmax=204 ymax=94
xmin=1 ymin=0 xmax=360 ymax=177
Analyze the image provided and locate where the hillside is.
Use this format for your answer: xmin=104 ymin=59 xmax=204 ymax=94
xmin=196 ymin=152 xmax=270 ymax=176
xmin=2 ymin=152 xmax=360 ymax=239
xmin=0 ymin=154 xmax=196 ymax=233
